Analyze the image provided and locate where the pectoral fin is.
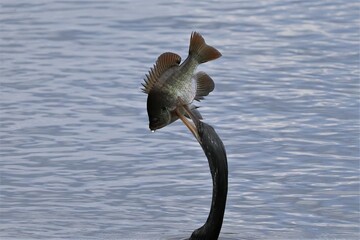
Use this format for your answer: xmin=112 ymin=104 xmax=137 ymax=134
xmin=194 ymin=71 xmax=215 ymax=101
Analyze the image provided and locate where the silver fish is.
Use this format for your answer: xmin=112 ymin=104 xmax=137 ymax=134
xmin=142 ymin=32 xmax=222 ymax=132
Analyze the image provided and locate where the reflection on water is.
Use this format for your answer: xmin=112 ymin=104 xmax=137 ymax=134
xmin=1 ymin=0 xmax=359 ymax=239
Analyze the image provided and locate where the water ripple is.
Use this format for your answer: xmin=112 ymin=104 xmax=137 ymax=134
xmin=1 ymin=0 xmax=359 ymax=239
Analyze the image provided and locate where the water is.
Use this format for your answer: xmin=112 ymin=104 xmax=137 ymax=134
xmin=1 ymin=0 xmax=359 ymax=239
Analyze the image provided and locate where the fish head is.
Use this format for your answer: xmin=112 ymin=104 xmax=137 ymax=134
xmin=147 ymin=91 xmax=172 ymax=131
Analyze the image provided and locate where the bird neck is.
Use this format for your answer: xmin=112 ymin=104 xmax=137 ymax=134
xmin=190 ymin=122 xmax=228 ymax=240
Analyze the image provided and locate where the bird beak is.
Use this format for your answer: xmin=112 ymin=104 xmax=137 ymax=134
xmin=175 ymin=102 xmax=201 ymax=143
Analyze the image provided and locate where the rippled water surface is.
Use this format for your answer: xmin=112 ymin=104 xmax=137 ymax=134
xmin=1 ymin=0 xmax=359 ymax=239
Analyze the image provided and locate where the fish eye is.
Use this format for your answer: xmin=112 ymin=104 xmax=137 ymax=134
xmin=161 ymin=106 xmax=167 ymax=112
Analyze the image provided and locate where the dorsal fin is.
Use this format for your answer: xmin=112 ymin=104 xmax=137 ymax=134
xmin=142 ymin=52 xmax=181 ymax=93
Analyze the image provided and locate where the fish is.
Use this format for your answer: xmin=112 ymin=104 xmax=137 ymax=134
xmin=142 ymin=32 xmax=222 ymax=132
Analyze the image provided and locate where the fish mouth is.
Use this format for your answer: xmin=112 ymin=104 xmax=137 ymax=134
xmin=149 ymin=121 xmax=167 ymax=131
xmin=149 ymin=125 xmax=165 ymax=131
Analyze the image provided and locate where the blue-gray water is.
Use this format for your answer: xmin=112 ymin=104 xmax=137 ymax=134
xmin=1 ymin=0 xmax=359 ymax=239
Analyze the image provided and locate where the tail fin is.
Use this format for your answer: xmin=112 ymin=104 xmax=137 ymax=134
xmin=189 ymin=32 xmax=222 ymax=64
